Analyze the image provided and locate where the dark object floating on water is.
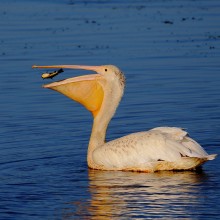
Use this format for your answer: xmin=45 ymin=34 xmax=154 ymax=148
xmin=163 ymin=20 xmax=173 ymax=24
xmin=42 ymin=68 xmax=64 ymax=79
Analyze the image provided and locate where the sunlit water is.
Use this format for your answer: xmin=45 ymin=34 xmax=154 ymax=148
xmin=0 ymin=0 xmax=220 ymax=219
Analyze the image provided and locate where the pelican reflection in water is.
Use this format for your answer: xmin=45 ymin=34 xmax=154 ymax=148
xmin=33 ymin=64 xmax=216 ymax=172
xmin=66 ymin=170 xmax=209 ymax=219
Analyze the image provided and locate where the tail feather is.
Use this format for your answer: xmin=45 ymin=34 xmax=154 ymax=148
xmin=179 ymin=155 xmax=217 ymax=170
xmin=206 ymin=154 xmax=217 ymax=160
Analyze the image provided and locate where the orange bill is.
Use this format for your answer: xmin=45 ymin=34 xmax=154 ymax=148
xmin=32 ymin=64 xmax=101 ymax=72
xmin=43 ymin=74 xmax=104 ymax=117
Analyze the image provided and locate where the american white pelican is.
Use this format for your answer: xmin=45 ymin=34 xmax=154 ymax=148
xmin=33 ymin=64 xmax=217 ymax=172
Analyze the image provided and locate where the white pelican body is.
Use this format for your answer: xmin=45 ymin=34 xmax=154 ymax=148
xmin=33 ymin=64 xmax=216 ymax=172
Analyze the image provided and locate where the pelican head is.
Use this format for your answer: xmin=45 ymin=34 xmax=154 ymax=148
xmin=32 ymin=64 xmax=125 ymax=119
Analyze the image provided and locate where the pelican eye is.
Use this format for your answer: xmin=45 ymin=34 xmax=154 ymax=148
xmin=105 ymin=68 xmax=108 ymax=72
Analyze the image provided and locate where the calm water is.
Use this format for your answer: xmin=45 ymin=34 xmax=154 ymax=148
xmin=1 ymin=0 xmax=220 ymax=219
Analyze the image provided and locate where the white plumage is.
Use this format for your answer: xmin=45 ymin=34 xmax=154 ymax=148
xmin=33 ymin=64 xmax=217 ymax=172
xmin=93 ymin=127 xmax=215 ymax=171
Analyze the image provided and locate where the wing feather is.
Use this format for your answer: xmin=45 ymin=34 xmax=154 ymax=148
xmin=92 ymin=127 xmax=214 ymax=169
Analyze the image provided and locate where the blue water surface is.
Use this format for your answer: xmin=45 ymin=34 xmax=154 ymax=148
xmin=0 ymin=0 xmax=220 ymax=219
